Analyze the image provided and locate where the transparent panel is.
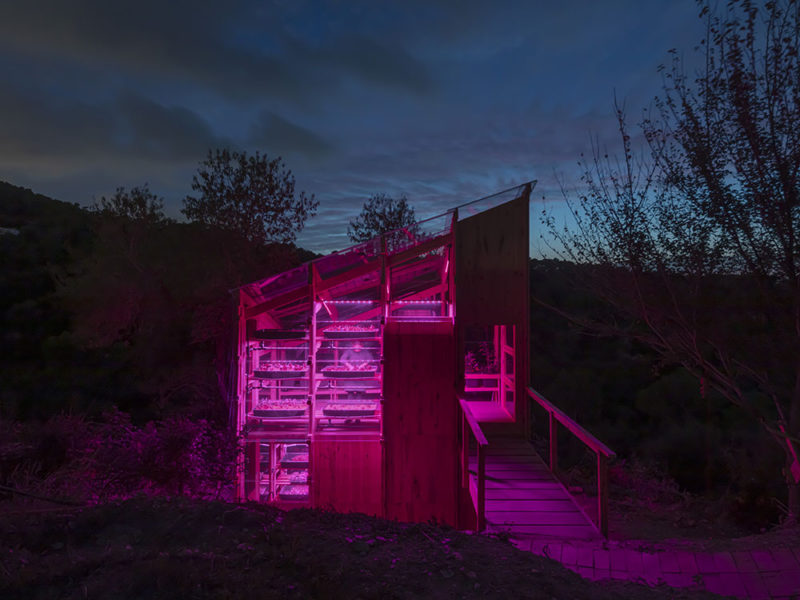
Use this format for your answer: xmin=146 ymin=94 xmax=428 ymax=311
xmin=464 ymin=325 xmax=499 ymax=400
xmin=242 ymin=263 xmax=308 ymax=304
xmin=316 ymin=300 xmax=381 ymax=331
xmin=313 ymin=238 xmax=381 ymax=281
xmin=324 ymin=269 xmax=381 ymax=303
xmin=275 ymin=441 xmax=309 ymax=501
xmin=389 ymin=246 xmax=450 ymax=320
xmin=259 ymin=442 xmax=271 ymax=501
xmin=504 ymin=390 xmax=515 ymax=419
xmin=385 ymin=212 xmax=453 ymax=256
xmin=455 ymin=184 xmax=529 ymax=222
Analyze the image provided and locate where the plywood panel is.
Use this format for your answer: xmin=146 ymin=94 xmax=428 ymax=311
xmin=455 ymin=191 xmax=530 ymax=431
xmin=383 ymin=320 xmax=458 ymax=526
xmin=312 ymin=439 xmax=382 ymax=516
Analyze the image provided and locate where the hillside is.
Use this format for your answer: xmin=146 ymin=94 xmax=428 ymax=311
xmin=0 ymin=497 xmax=725 ymax=600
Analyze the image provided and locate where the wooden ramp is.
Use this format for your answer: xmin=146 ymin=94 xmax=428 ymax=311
xmin=469 ymin=437 xmax=600 ymax=540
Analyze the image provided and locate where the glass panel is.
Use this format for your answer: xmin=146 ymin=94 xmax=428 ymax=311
xmin=505 ymin=390 xmax=515 ymax=418
xmin=464 ymin=325 xmax=500 ymax=401
xmin=385 ymin=212 xmax=453 ymax=256
xmin=313 ymin=238 xmax=381 ymax=281
xmin=275 ymin=442 xmax=309 ymax=501
xmin=241 ymin=263 xmax=308 ymax=304
xmin=455 ymin=184 xmax=528 ymax=221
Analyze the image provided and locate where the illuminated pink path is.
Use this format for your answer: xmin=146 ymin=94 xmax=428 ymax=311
xmin=513 ymin=536 xmax=800 ymax=599
xmin=470 ymin=438 xmax=800 ymax=598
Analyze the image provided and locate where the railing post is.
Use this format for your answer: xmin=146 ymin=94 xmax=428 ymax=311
xmin=477 ymin=445 xmax=485 ymax=532
xmin=461 ymin=410 xmax=468 ymax=488
xmin=548 ymin=411 xmax=558 ymax=474
xmin=598 ymin=453 xmax=609 ymax=538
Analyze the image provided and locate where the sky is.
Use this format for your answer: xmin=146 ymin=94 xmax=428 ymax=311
xmin=0 ymin=0 xmax=709 ymax=254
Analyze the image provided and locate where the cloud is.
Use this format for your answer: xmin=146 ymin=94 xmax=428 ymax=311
xmin=0 ymin=85 xmax=225 ymax=166
xmin=0 ymin=1 xmax=304 ymax=103
xmin=115 ymin=93 xmax=229 ymax=159
xmin=248 ymin=111 xmax=334 ymax=160
xmin=324 ymin=35 xmax=432 ymax=93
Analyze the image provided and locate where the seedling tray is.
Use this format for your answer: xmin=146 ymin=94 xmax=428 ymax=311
xmin=322 ymin=370 xmax=376 ymax=378
xmin=253 ymin=408 xmax=305 ymax=417
xmin=254 ymin=370 xmax=307 ymax=379
xmin=323 ymin=329 xmax=378 ymax=339
xmin=252 ymin=329 xmax=306 ymax=340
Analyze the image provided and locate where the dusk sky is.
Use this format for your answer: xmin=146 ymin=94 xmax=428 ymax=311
xmin=0 ymin=1 xmax=709 ymax=254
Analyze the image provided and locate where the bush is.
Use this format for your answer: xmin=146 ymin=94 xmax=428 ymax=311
xmin=0 ymin=410 xmax=238 ymax=505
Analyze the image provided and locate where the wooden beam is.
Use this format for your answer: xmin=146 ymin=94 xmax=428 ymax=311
xmin=391 ymin=282 xmax=447 ymax=304
xmin=386 ymin=233 xmax=451 ymax=268
xmin=315 ymin=259 xmax=381 ymax=295
xmin=245 ymin=284 xmax=311 ymax=319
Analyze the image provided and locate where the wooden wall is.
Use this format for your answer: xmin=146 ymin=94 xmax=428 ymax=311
xmin=312 ymin=439 xmax=382 ymax=516
xmin=383 ymin=320 xmax=458 ymax=527
xmin=455 ymin=191 xmax=530 ymax=432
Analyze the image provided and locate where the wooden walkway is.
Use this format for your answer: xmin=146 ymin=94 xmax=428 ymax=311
xmin=469 ymin=436 xmax=600 ymax=540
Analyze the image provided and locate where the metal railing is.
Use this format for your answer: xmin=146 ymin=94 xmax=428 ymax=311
xmin=527 ymin=387 xmax=616 ymax=537
xmin=458 ymin=398 xmax=488 ymax=531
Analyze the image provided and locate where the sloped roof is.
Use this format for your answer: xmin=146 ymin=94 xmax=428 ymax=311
xmin=240 ymin=181 xmax=534 ymax=310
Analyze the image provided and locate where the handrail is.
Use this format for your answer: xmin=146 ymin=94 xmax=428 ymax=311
xmin=527 ymin=386 xmax=616 ymax=538
xmin=458 ymin=398 xmax=487 ymax=531
xmin=527 ymin=387 xmax=615 ymax=458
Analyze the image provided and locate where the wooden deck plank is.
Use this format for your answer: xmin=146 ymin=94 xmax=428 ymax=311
xmin=467 ymin=434 xmax=600 ymax=540
xmin=487 ymin=511 xmax=590 ymax=526
xmin=493 ymin=524 xmax=599 ymax=538
xmin=485 ymin=499 xmax=580 ymax=512
xmin=484 ymin=480 xmax=565 ymax=489
xmin=485 ymin=488 xmax=570 ymax=500
xmin=483 ymin=470 xmax=555 ymax=480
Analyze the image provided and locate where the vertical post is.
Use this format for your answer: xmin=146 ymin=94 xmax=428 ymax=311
xmin=461 ymin=410 xmax=468 ymax=488
xmin=597 ymin=453 xmax=609 ymax=538
xmin=477 ymin=444 xmax=485 ymax=532
xmin=548 ymin=411 xmax=558 ymax=474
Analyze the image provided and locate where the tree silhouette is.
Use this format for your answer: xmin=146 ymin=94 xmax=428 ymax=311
xmin=91 ymin=184 xmax=170 ymax=224
xmin=182 ymin=149 xmax=317 ymax=245
xmin=542 ymin=0 xmax=800 ymax=522
xmin=347 ymin=193 xmax=416 ymax=243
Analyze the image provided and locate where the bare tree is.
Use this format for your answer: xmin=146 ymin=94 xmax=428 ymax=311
xmin=543 ymin=0 xmax=800 ymax=522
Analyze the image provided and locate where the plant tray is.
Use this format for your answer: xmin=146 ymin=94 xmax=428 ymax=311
xmin=254 ymin=370 xmax=307 ymax=379
xmin=280 ymin=457 xmax=309 ymax=469
xmin=323 ymin=405 xmax=377 ymax=417
xmin=253 ymin=408 xmax=305 ymax=417
xmin=278 ymin=484 xmax=309 ymax=500
xmin=322 ymin=369 xmax=376 ymax=378
xmin=252 ymin=329 xmax=306 ymax=340
xmin=323 ymin=329 xmax=378 ymax=339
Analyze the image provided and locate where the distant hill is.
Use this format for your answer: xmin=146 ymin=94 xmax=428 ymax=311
xmin=0 ymin=180 xmax=87 ymax=229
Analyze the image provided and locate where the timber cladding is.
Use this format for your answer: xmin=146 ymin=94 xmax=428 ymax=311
xmin=311 ymin=439 xmax=382 ymax=516
xmin=455 ymin=194 xmax=530 ymax=430
xmin=383 ymin=320 xmax=458 ymax=526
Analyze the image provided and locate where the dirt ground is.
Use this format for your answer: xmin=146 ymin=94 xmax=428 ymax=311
xmin=0 ymin=496 xmax=733 ymax=600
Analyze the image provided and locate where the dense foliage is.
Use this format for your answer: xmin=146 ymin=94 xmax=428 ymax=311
xmin=529 ymin=259 xmax=784 ymax=528
xmin=182 ymin=149 xmax=318 ymax=245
